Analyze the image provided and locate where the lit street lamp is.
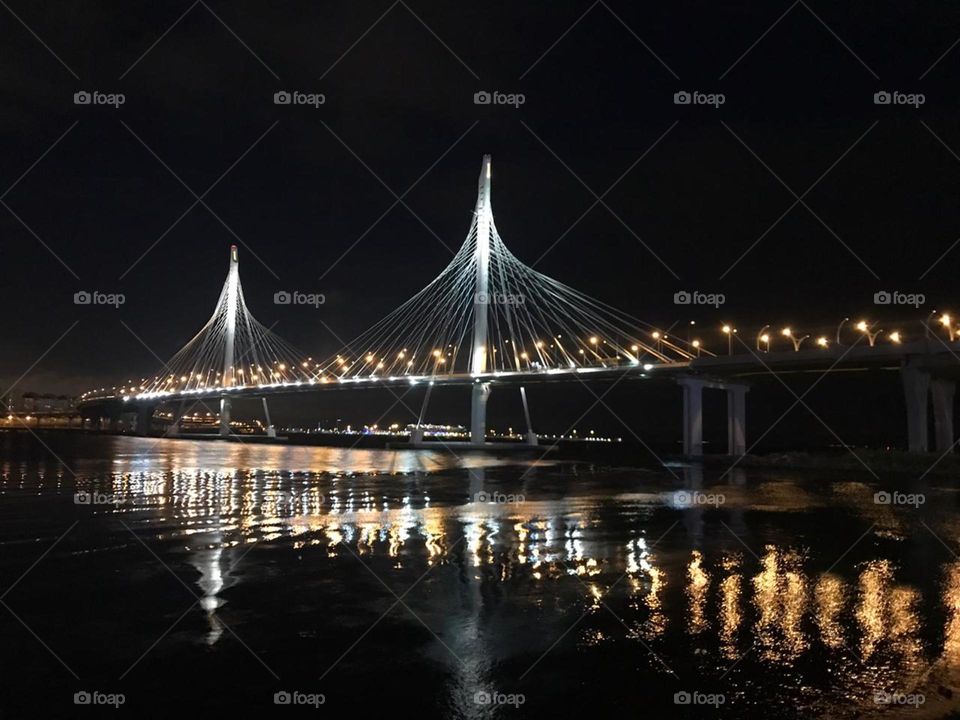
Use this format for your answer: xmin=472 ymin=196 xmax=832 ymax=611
xmin=722 ymin=324 xmax=735 ymax=355
xmin=855 ymin=320 xmax=882 ymax=347
xmin=757 ymin=325 xmax=770 ymax=352
xmin=781 ymin=327 xmax=809 ymax=351
xmin=941 ymin=313 xmax=957 ymax=342
xmin=836 ymin=317 xmax=849 ymax=345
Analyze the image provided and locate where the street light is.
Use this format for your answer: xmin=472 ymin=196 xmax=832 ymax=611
xmin=781 ymin=327 xmax=809 ymax=351
xmin=757 ymin=325 xmax=770 ymax=351
xmin=926 ymin=309 xmax=938 ymax=339
xmin=889 ymin=331 xmax=902 ymax=344
xmin=816 ymin=336 xmax=828 ymax=348
xmin=721 ymin=324 xmax=736 ymax=355
xmin=692 ymin=339 xmax=701 ymax=357
xmin=855 ymin=320 xmax=882 ymax=347
xmin=941 ymin=313 xmax=957 ymax=342
xmin=836 ymin=317 xmax=849 ymax=345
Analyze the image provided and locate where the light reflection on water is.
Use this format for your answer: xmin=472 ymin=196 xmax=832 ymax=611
xmin=3 ymin=437 xmax=960 ymax=717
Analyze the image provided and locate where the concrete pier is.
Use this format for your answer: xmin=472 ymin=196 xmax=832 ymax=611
xmin=678 ymin=376 xmax=748 ymax=458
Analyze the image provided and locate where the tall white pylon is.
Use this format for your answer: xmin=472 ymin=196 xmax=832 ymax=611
xmin=220 ymin=245 xmax=239 ymax=435
xmin=470 ymin=156 xmax=493 ymax=443
xmin=471 ymin=155 xmax=492 ymax=376
xmin=129 ymin=244 xmax=313 ymax=411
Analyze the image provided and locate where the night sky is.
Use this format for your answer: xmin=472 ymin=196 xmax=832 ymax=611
xmin=3 ymin=1 xmax=960 ymax=445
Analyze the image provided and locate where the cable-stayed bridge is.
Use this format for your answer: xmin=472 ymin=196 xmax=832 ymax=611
xmin=78 ymin=157 xmax=960 ymax=456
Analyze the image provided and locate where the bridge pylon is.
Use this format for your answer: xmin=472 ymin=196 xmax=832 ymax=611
xmin=219 ymin=245 xmax=239 ymax=437
xmin=470 ymin=155 xmax=493 ymax=444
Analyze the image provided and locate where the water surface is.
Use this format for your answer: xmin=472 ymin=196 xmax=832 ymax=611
xmin=2 ymin=433 xmax=959 ymax=718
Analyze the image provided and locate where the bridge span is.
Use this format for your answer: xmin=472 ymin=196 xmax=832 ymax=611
xmin=78 ymin=156 xmax=960 ymax=457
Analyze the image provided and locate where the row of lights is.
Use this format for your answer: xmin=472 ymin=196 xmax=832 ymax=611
xmin=676 ymin=314 xmax=960 ymax=355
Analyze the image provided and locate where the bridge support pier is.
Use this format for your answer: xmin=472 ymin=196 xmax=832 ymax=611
xmin=932 ymin=378 xmax=955 ymax=454
xmin=520 ymin=386 xmax=537 ymax=446
xmin=679 ymin=377 xmax=704 ymax=457
xmin=261 ymin=397 xmax=276 ymax=438
xmin=902 ymin=366 xmax=930 ymax=453
xmin=219 ymin=397 xmax=232 ymax=437
xmin=678 ymin=377 xmax=749 ymax=457
xmin=135 ymin=405 xmax=154 ymax=436
xmin=727 ymin=385 xmax=748 ymax=456
xmin=166 ymin=399 xmax=187 ymax=437
xmin=470 ymin=382 xmax=491 ymax=445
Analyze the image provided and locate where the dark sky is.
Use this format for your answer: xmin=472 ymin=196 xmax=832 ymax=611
xmin=3 ymin=1 xmax=960 ymax=440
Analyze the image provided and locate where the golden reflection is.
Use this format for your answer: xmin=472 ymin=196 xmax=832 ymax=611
xmin=942 ymin=562 xmax=960 ymax=665
xmin=644 ymin=565 xmax=666 ymax=638
xmin=856 ymin=559 xmax=893 ymax=660
xmin=686 ymin=550 xmax=710 ymax=635
xmin=889 ymin=586 xmax=922 ymax=671
xmin=814 ymin=574 xmax=846 ymax=650
xmin=781 ymin=551 xmax=809 ymax=658
xmin=752 ymin=546 xmax=780 ymax=660
xmin=718 ymin=554 xmax=742 ymax=660
xmin=751 ymin=547 xmax=810 ymax=662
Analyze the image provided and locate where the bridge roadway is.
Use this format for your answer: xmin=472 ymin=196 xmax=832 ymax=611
xmin=75 ymin=335 xmax=960 ymax=456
